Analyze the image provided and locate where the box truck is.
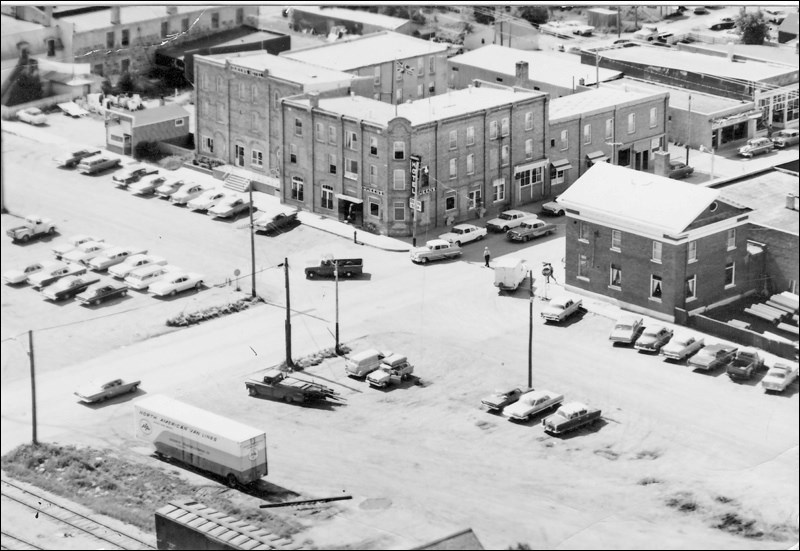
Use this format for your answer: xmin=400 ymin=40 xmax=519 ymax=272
xmin=134 ymin=395 xmax=267 ymax=487
xmin=493 ymin=257 xmax=529 ymax=292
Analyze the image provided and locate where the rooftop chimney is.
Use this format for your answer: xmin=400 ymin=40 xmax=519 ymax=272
xmin=309 ymin=92 xmax=319 ymax=109
xmin=515 ymin=61 xmax=529 ymax=83
xmin=110 ymin=6 xmax=120 ymax=25
xmin=43 ymin=6 xmax=53 ymax=27
xmin=166 ymin=7 xmax=178 ymax=16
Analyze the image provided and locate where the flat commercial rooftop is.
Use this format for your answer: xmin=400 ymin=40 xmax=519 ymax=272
xmin=291 ymin=85 xmax=544 ymax=127
xmin=201 ymin=51 xmax=359 ymax=86
xmin=449 ymin=45 xmax=623 ymax=89
xmin=603 ymin=78 xmax=753 ymax=114
xmin=718 ymin=171 xmax=800 ymax=235
xmin=1 ymin=13 xmax=42 ymax=34
xmin=56 ymin=5 xmax=209 ymax=32
xmin=549 ymin=85 xmax=666 ymax=121
xmin=291 ymin=5 xmax=409 ymax=30
xmin=282 ymin=31 xmax=448 ymax=71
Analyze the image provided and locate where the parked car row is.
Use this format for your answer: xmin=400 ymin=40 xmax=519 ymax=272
xmin=344 ymin=349 xmax=415 ymax=389
xmin=608 ymin=315 xmax=797 ymax=393
xmin=481 ymin=386 xmax=601 ymax=435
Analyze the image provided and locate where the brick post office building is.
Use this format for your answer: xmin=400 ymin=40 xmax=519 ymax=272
xmin=280 ymin=82 xmax=549 ymax=236
xmin=558 ymin=163 xmax=757 ymax=323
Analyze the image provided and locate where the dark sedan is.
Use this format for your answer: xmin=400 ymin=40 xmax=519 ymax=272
xmin=668 ymin=160 xmax=694 ymax=180
xmin=41 ymin=275 xmax=100 ymax=301
xmin=76 ymin=281 xmax=129 ymax=306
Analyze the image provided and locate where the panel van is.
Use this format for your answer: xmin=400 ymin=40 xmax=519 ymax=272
xmin=345 ymin=348 xmax=386 ymax=378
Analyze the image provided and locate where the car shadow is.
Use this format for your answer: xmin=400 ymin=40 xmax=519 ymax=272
xmin=366 ymin=376 xmax=421 ymax=392
xmin=255 ymin=220 xmax=302 ymax=236
xmin=547 ymin=418 xmax=609 ymax=439
xmin=79 ymin=293 xmax=134 ymax=308
xmin=764 ymin=381 xmax=799 ymax=398
xmin=152 ymin=286 xmax=205 ymax=301
xmin=79 ymin=387 xmax=145 ymax=408
xmin=541 ymin=308 xmax=588 ymax=328
xmin=690 ymin=364 xmax=728 ymax=378
xmin=507 ymin=406 xmax=560 ymax=427
xmin=727 ymin=366 xmax=769 ymax=387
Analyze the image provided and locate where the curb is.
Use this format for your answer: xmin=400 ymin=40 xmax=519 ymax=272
xmin=300 ymin=221 xmax=411 ymax=253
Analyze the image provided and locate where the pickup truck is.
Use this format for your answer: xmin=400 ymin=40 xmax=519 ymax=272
xmin=506 ymin=219 xmax=556 ymax=242
xmin=74 ymin=378 xmax=140 ymax=403
xmin=245 ymin=368 xmax=342 ymax=404
xmin=633 ymin=24 xmax=659 ymax=41
xmin=410 ymin=239 xmax=462 ymax=264
xmin=366 ymin=354 xmax=414 ymax=388
xmin=542 ymin=402 xmax=602 ymax=435
xmin=305 ymin=256 xmax=363 ymax=278
xmin=7 ymin=215 xmax=56 ymax=243
xmin=541 ymin=296 xmax=582 ymax=324
xmin=54 ymin=148 xmax=101 ymax=168
xmin=688 ymin=344 xmax=738 ymax=372
xmin=761 ymin=363 xmax=799 ymax=393
xmin=726 ymin=348 xmax=764 ymax=382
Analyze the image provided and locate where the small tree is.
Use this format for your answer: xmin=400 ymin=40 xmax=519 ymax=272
xmin=117 ymin=71 xmax=136 ymax=93
xmin=473 ymin=6 xmax=495 ymax=25
xmin=736 ymin=11 xmax=770 ymax=45
xmin=518 ymin=6 xmax=549 ymax=26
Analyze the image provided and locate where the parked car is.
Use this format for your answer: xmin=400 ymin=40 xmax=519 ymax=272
xmin=633 ymin=24 xmax=659 ymax=41
xmin=155 ymin=178 xmax=188 ymax=199
xmin=609 ymin=315 xmax=644 ymax=345
xmin=148 ymin=271 xmax=204 ymax=297
xmin=28 ymin=262 xmax=87 ymax=290
xmin=504 ymin=389 xmax=564 ymax=422
xmin=507 ymin=219 xmax=556 ymax=242
xmin=41 ymin=274 xmax=100 ymax=301
xmin=366 ymin=354 xmax=415 ymax=388
xmin=693 ymin=6 xmax=709 ymax=14
xmin=438 ymin=223 xmax=487 ymax=246
xmin=170 ymin=183 xmax=206 ymax=205
xmin=540 ymin=196 xmax=564 ymax=216
xmin=254 ymin=206 xmax=299 ymax=233
xmin=208 ymin=196 xmax=250 ymax=219
xmin=17 ymin=107 xmax=46 ymax=125
xmin=541 ymin=296 xmax=582 ymax=324
xmin=709 ymin=17 xmax=736 ymax=31
xmin=738 ymin=137 xmax=774 ymax=158
xmin=764 ymin=9 xmax=786 ymax=24
xmin=410 ymin=239 xmax=462 ymax=264
xmin=187 ymin=189 xmax=229 ymax=211
xmin=481 ymin=387 xmax=527 ymax=412
xmin=542 ymin=402 xmax=602 ymax=435
xmin=76 ymin=154 xmax=121 ymax=175
xmin=54 ymin=148 xmax=101 ymax=168
xmin=76 ymin=280 xmax=130 ymax=306
xmin=53 ymin=235 xmax=103 ymax=260
xmin=4 ymin=260 xmax=61 ymax=285
xmin=74 ymin=378 xmax=140 ymax=403
xmin=668 ymin=160 xmax=694 ymax=180
xmin=486 ymin=210 xmax=537 ymax=232
xmin=112 ymin=164 xmax=158 ymax=187
xmin=130 ymin=175 xmax=169 ymax=196
xmin=771 ymin=129 xmax=799 ymax=149
xmin=634 ymin=325 xmax=674 ymax=353
xmin=88 ymin=246 xmax=148 ymax=271
xmin=124 ymin=263 xmax=175 ymax=291
xmin=108 ymin=254 xmax=167 ymax=279
xmin=761 ymin=362 xmax=799 ymax=393
xmin=688 ymin=343 xmax=738 ymax=371
xmin=62 ymin=241 xmax=112 ymax=265
xmin=7 ymin=215 xmax=56 ymax=243
xmin=661 ymin=334 xmax=705 ymax=361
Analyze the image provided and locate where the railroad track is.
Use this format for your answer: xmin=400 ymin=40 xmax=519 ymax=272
xmin=1 ymin=478 xmax=155 ymax=550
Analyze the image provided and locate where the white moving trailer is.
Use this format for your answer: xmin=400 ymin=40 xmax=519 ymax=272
xmin=134 ymin=395 xmax=267 ymax=487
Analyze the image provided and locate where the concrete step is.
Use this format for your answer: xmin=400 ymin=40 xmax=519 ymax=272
xmin=224 ymin=173 xmax=251 ymax=193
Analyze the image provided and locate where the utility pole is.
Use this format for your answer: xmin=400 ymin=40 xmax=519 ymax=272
xmin=527 ymin=271 xmax=533 ymax=389
xmin=595 ymin=53 xmax=600 ymax=89
xmin=29 ymin=330 xmax=38 ymax=445
xmin=686 ymin=94 xmax=692 ymax=165
xmin=617 ymin=8 xmax=621 ymax=39
xmin=248 ymin=184 xmax=256 ymax=298
xmin=334 ymin=262 xmax=342 ymax=355
xmin=283 ymin=258 xmax=294 ymax=369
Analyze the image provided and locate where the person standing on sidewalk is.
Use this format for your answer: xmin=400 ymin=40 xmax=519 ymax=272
xmin=484 ymin=247 xmax=491 ymax=267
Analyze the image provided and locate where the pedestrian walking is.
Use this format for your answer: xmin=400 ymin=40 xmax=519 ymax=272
xmin=484 ymin=247 xmax=491 ymax=268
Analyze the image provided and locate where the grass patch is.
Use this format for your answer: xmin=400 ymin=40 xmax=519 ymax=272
xmin=1 ymin=442 xmax=299 ymax=537
xmin=275 ymin=344 xmax=352 ymax=371
xmin=665 ymin=491 xmax=700 ymax=513
xmin=593 ymin=446 xmax=620 ymax=461
xmin=637 ymin=477 xmax=662 ymax=486
xmin=714 ymin=512 xmax=764 ymax=538
xmin=166 ymin=295 xmax=262 ymax=327
xmin=633 ymin=449 xmax=662 ymax=460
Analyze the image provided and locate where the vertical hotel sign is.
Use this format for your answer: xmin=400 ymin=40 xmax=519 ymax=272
xmin=409 ymin=154 xmax=421 ymax=195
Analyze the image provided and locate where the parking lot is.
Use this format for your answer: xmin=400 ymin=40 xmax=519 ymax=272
xmin=2 ymin=94 xmax=799 ymax=548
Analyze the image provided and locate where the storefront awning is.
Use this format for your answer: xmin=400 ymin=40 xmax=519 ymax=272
xmin=586 ymin=151 xmax=608 ymax=163
xmin=551 ymin=158 xmax=573 ymax=170
xmin=336 ymin=194 xmax=363 ymax=204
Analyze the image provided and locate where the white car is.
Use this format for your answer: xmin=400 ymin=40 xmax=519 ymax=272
xmin=27 ymin=262 xmax=87 ymax=289
xmin=129 ymin=175 xmax=169 ymax=196
xmin=108 ymin=254 xmax=167 ymax=279
xmin=504 ymin=389 xmax=565 ymax=422
xmin=661 ymin=334 xmax=705 ymax=361
xmin=52 ymin=234 xmax=104 ymax=260
xmin=112 ymin=164 xmax=158 ymax=187
xmin=170 ymin=183 xmax=206 ymax=205
xmin=188 ymin=189 xmax=228 ymax=211
xmin=17 ymin=107 xmax=46 ymax=125
xmin=149 ymin=271 xmax=204 ymax=297
xmin=62 ymin=241 xmax=112 ymax=265
xmin=88 ymin=246 xmax=148 ymax=271
xmin=485 ymin=210 xmax=537 ymax=232
xmin=208 ymin=196 xmax=249 ymax=219
xmin=438 ymin=224 xmax=487 ymax=246
xmin=155 ymin=179 xmax=187 ymax=199
xmin=4 ymin=260 xmax=61 ymax=285
xmin=540 ymin=196 xmax=564 ymax=216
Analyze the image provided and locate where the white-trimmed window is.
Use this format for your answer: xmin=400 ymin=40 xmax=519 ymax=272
xmin=524 ymin=111 xmax=533 ymax=131
xmin=560 ymin=129 xmax=568 ymax=151
xmin=393 ymin=169 xmax=405 ymax=190
xmin=686 ymin=275 xmax=697 ymax=300
xmin=611 ymin=229 xmax=621 ymax=251
xmin=489 ymin=149 xmax=498 ymax=170
xmin=467 ymin=189 xmax=482 ymax=210
xmin=175 ymin=118 xmax=185 ymax=127
xmin=466 ymin=153 xmax=475 ymax=175
xmin=395 ymin=88 xmax=403 ymax=103
xmin=345 ymin=158 xmax=358 ymax=180
xmin=251 ymin=149 xmax=263 ymax=167
xmin=291 ymin=176 xmax=304 ymax=201
xmin=315 ymin=122 xmax=324 ymax=142
xmin=688 ymin=240 xmax=697 ymax=262
xmin=583 ymin=123 xmax=592 ymax=145
xmin=649 ymin=107 xmax=657 ymax=128
xmin=492 ymin=178 xmax=505 ymax=202
xmin=501 ymin=117 xmax=509 ymax=137
xmin=290 ymin=144 xmax=297 ymax=163
xmin=466 ymin=126 xmax=475 ymax=145
xmin=449 ymin=130 xmax=457 ymax=150
xmin=650 ymin=275 xmax=663 ymax=300
xmin=393 ymin=141 xmax=405 ymax=160
xmin=239 ymin=82 xmax=247 ymax=101
xmin=579 ymin=222 xmax=589 ymax=242
xmin=202 ymin=72 xmax=209 ymax=90
xmin=627 ymin=113 xmax=636 ymax=134
xmin=294 ymin=118 xmax=303 ymax=137
xmin=328 ymin=154 xmax=337 ymax=174
xmin=373 ymin=66 xmax=380 ymax=85
xmin=370 ymin=137 xmax=378 ymax=156
xmin=445 ymin=195 xmax=456 ymax=211
xmin=369 ymin=164 xmax=378 ymax=185
xmin=417 ymin=57 xmax=425 ymax=75
xmin=328 ymin=126 xmax=336 ymax=145
xmin=428 ymin=81 xmax=435 ymax=94
xmin=417 ymin=83 xmax=424 ymax=98
xmin=321 ymin=184 xmax=333 ymax=210
xmin=273 ymin=92 xmax=280 ymax=110
xmin=609 ymin=264 xmax=622 ymax=289
xmin=652 ymin=241 xmax=662 ymax=263
xmin=525 ymin=139 xmax=533 ymax=160
xmin=449 ymin=158 xmax=457 ymax=179
xmin=501 ymin=145 xmax=509 ymax=166
xmin=605 ymin=118 xmax=613 ymax=140
xmin=724 ymin=261 xmax=735 ymax=288
xmin=203 ymin=135 xmax=214 ymax=153
xmin=578 ymin=254 xmax=589 ymax=279
xmin=346 ymin=131 xmax=358 ymax=151
xmin=727 ymin=228 xmax=736 ymax=250
xmin=394 ymin=201 xmax=406 ymax=221
xmin=490 ymin=120 xmax=498 ymax=140
xmin=428 ymin=56 xmax=435 ymax=74
xmin=369 ymin=199 xmax=380 ymax=218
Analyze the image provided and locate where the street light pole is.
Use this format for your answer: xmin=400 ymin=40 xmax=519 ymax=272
xmin=29 ymin=330 xmax=38 ymax=445
xmin=528 ymin=270 xmax=534 ymax=389
xmin=283 ymin=258 xmax=294 ymax=370
xmin=686 ymin=94 xmax=692 ymax=165
xmin=334 ymin=262 xmax=342 ymax=355
xmin=248 ymin=184 xmax=256 ymax=298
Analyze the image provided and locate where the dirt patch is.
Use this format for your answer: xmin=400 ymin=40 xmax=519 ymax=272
xmin=665 ymin=491 xmax=700 ymax=513
xmin=637 ymin=477 xmax=662 ymax=486
xmin=358 ymin=497 xmax=392 ymax=511
xmin=632 ymin=449 xmax=662 ymax=460
xmin=593 ymin=446 xmax=620 ymax=461
xmin=714 ymin=512 xmax=764 ymax=538
xmin=474 ymin=420 xmax=494 ymax=431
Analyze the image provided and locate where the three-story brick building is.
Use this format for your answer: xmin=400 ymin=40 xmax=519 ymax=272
xmin=280 ymin=82 xmax=549 ymax=236
xmin=558 ymin=162 xmax=756 ymax=323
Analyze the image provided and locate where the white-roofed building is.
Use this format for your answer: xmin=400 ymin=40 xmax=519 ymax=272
xmin=282 ymin=31 xmax=449 ymax=106
xmin=558 ymin=162 xmax=756 ymax=322
xmin=289 ymin=5 xmax=414 ymax=36
xmin=281 ymin=81 xmax=549 ymax=237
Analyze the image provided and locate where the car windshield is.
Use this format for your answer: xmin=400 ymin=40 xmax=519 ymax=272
xmin=499 ymin=213 xmax=513 ymax=220
xmin=555 ymin=410 xmax=568 ymax=419
xmin=453 ymin=228 xmax=465 ymax=234
xmin=616 ymin=324 xmax=631 ymax=331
